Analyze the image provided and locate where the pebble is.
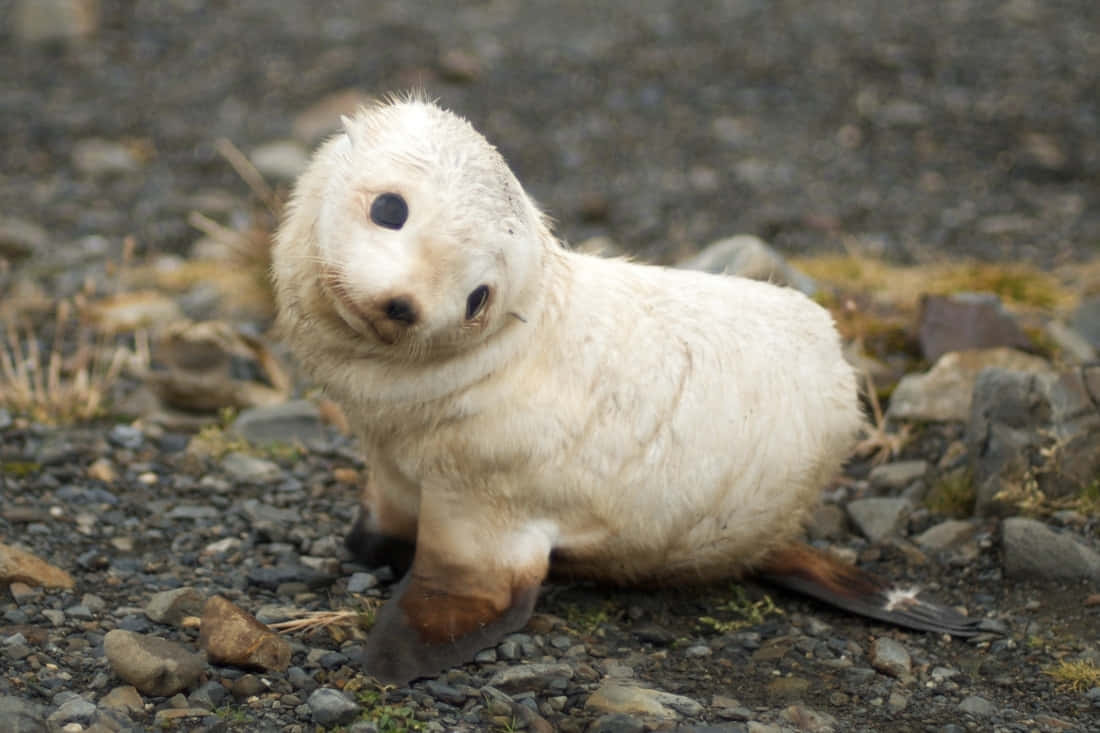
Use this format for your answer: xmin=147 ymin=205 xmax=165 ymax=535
xmin=868 ymin=460 xmax=927 ymax=492
xmin=957 ymin=695 xmax=996 ymax=717
xmin=231 ymin=400 xmax=324 ymax=444
xmin=780 ymin=704 xmax=838 ymax=732
xmin=917 ymin=293 xmax=1032 ymax=362
xmin=0 ymin=216 xmax=47 ymax=259
xmin=1001 ymin=517 xmax=1100 ymax=581
xmin=870 ymin=637 xmax=911 ymax=679
xmin=199 ymin=595 xmax=292 ymax=672
xmin=98 ymin=685 xmax=144 ymax=716
xmin=249 ymin=140 xmax=310 ymax=181
xmin=221 ymin=451 xmax=283 ymax=484
xmin=45 ymin=697 xmax=97 ymax=728
xmin=0 ymin=542 xmax=75 ymax=589
xmin=107 ymin=424 xmax=144 ymax=449
xmin=103 ymin=629 xmax=205 ymax=696
xmin=308 ymin=688 xmax=361 ymax=727
xmin=913 ymin=519 xmax=977 ymax=551
xmin=72 ymin=138 xmax=143 ymax=176
xmin=346 ymin=571 xmax=379 ymax=593
xmin=585 ymin=683 xmax=688 ymax=720
xmin=846 ymin=497 xmax=912 ymax=542
xmin=145 ymin=587 xmax=206 ymax=625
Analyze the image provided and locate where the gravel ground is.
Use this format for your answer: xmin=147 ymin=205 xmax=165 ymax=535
xmin=3 ymin=1 xmax=1100 ymax=732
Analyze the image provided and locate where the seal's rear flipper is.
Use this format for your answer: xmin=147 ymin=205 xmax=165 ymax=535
xmin=361 ymin=514 xmax=551 ymax=685
xmin=758 ymin=543 xmax=982 ymax=637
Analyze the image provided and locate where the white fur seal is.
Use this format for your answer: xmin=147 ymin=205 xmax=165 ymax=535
xmin=272 ymin=95 xmax=980 ymax=685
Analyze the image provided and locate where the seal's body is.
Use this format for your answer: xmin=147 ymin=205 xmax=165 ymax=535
xmin=273 ymin=97 xmax=978 ymax=684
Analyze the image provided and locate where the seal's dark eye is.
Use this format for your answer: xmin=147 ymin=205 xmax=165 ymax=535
xmin=465 ymin=285 xmax=489 ymax=320
xmin=370 ymin=193 xmax=408 ymax=229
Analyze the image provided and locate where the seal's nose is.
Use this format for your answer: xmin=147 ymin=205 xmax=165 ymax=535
xmin=382 ymin=296 xmax=419 ymax=325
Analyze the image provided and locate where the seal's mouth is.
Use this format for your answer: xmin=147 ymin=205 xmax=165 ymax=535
xmin=320 ymin=269 xmax=400 ymax=345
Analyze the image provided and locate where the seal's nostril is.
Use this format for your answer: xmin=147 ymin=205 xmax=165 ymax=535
xmin=383 ymin=297 xmax=418 ymax=325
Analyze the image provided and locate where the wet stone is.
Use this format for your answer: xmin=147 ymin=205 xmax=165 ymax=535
xmin=308 ymin=687 xmax=361 ymax=727
xmin=103 ymin=629 xmax=205 ymax=696
xmin=870 ymin=637 xmax=911 ymax=679
xmin=958 ymin=695 xmax=996 ymax=717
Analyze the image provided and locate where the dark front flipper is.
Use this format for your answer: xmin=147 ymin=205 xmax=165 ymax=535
xmin=345 ymin=508 xmax=415 ymax=578
xmin=758 ymin=542 xmax=983 ymax=637
xmin=364 ymin=572 xmax=541 ymax=685
xmin=361 ymin=510 xmax=552 ymax=686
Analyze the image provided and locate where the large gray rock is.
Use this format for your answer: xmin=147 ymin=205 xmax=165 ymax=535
xmin=917 ymin=292 xmax=1032 ymax=362
xmin=967 ymin=365 xmax=1100 ymax=515
xmin=1002 ymin=518 xmax=1100 ymax=582
xmin=585 ymin=683 xmax=702 ymax=720
xmin=887 ymin=348 xmax=1051 ymax=423
xmin=677 ymin=235 xmax=816 ymax=295
xmin=103 ymin=629 xmax=205 ymax=696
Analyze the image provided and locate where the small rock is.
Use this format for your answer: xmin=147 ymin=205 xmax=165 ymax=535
xmin=1070 ymin=296 xmax=1100 ymax=350
xmin=765 ymin=676 xmax=811 ymax=699
xmin=99 ymin=686 xmax=143 ymax=716
xmin=103 ymin=629 xmax=205 ymax=696
xmin=438 ymin=48 xmax=482 ymax=82
xmin=957 ymin=695 xmax=996 ymax=717
xmin=0 ymin=543 xmax=74 ymax=589
xmin=887 ymin=348 xmax=1051 ymax=422
xmin=587 ymin=713 xmax=646 ymax=733
xmin=45 ymin=698 xmax=97 ymax=728
xmin=0 ymin=217 xmax=47 ymax=259
xmin=847 ymin=498 xmax=912 ymax=542
xmin=781 ymin=704 xmax=838 ymax=732
xmin=1045 ymin=320 xmax=1097 ymax=363
xmin=585 ymin=683 xmax=700 ymax=720
xmin=86 ymin=457 xmax=117 ymax=483
xmin=145 ymin=587 xmax=205 ymax=626
xmin=913 ymin=520 xmax=977 ymax=551
xmin=293 ymin=89 xmax=376 ymax=144
xmin=1002 ymin=518 xmax=1100 ymax=582
xmin=198 ymin=595 xmax=292 ymax=672
xmin=678 ymin=235 xmax=816 ymax=295
xmin=346 ymin=572 xmax=378 ymax=593
xmin=0 ymin=694 xmax=45 ymax=732
xmin=868 ymin=461 xmax=927 ymax=493
xmin=250 ymin=140 xmax=310 ymax=181
xmin=487 ymin=662 xmax=574 ymax=693
xmin=870 ymin=637 xmax=911 ymax=679
xmin=917 ymin=293 xmax=1032 ymax=362
xmin=153 ymin=708 xmax=212 ymax=726
xmin=307 ymin=688 xmax=361 ymax=727
xmin=221 ymin=452 xmax=283 ymax=484
xmin=425 ymin=680 xmax=466 ymax=706
xmin=72 ymin=138 xmax=142 ymax=175
xmin=13 ymin=0 xmax=98 ymax=42
xmin=806 ymin=504 xmax=848 ymax=542
xmin=231 ymin=400 xmax=323 ymax=444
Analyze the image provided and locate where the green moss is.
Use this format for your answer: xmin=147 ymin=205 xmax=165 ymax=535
xmin=925 ymin=468 xmax=976 ymax=517
xmin=1044 ymin=659 xmax=1100 ymax=692
xmin=1 ymin=461 xmax=42 ymax=477
xmin=563 ymin=600 xmax=615 ymax=634
xmin=354 ymin=690 xmax=423 ymax=732
xmin=699 ymin=584 xmax=784 ymax=634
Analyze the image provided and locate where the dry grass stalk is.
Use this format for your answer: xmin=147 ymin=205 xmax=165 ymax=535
xmin=0 ymin=300 xmax=136 ymax=424
xmin=269 ymin=606 xmax=378 ymax=636
xmin=852 ymin=370 xmax=911 ymax=465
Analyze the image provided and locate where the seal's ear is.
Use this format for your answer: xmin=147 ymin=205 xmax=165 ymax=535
xmin=361 ymin=511 xmax=550 ymax=685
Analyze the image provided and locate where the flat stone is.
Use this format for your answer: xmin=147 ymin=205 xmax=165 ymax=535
xmin=486 ymin=662 xmax=574 ymax=693
xmin=958 ymin=695 xmax=997 ymax=717
xmin=585 ymin=682 xmax=702 ymax=720
xmin=870 ymin=637 xmax=911 ymax=679
xmin=103 ymin=629 xmax=205 ymax=696
xmin=221 ymin=452 xmax=283 ymax=484
xmin=45 ymin=698 xmax=97 ymax=728
xmin=847 ymin=498 xmax=912 ymax=542
xmin=231 ymin=400 xmax=323 ymax=444
xmin=1002 ymin=518 xmax=1100 ymax=582
xmin=913 ymin=520 xmax=977 ymax=551
xmin=868 ymin=460 xmax=928 ymax=492
xmin=153 ymin=708 xmax=213 ymax=726
xmin=888 ymin=348 xmax=1051 ymax=422
xmin=678 ymin=235 xmax=816 ymax=295
xmin=0 ymin=694 xmax=46 ymax=733
xmin=780 ymin=704 xmax=838 ymax=732
xmin=198 ymin=595 xmax=292 ymax=672
xmin=307 ymin=688 xmax=361 ymax=727
xmin=13 ymin=0 xmax=98 ymax=42
xmin=0 ymin=543 xmax=74 ymax=589
xmin=917 ymin=293 xmax=1032 ymax=362
xmin=145 ymin=587 xmax=205 ymax=626
xmin=98 ymin=685 xmax=143 ymax=716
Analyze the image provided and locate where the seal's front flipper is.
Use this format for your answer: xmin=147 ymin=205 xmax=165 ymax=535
xmin=758 ymin=543 xmax=982 ymax=637
xmin=362 ymin=515 xmax=551 ymax=685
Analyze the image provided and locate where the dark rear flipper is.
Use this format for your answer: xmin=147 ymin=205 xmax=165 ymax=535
xmin=758 ymin=542 xmax=983 ymax=637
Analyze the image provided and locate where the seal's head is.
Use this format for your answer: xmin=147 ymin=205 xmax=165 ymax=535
xmin=273 ymin=97 xmax=549 ymax=361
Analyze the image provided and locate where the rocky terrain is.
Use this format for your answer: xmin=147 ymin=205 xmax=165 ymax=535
xmin=2 ymin=1 xmax=1100 ymax=732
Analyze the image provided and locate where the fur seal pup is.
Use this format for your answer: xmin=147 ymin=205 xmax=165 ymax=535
xmin=272 ymin=96 xmax=980 ymax=685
